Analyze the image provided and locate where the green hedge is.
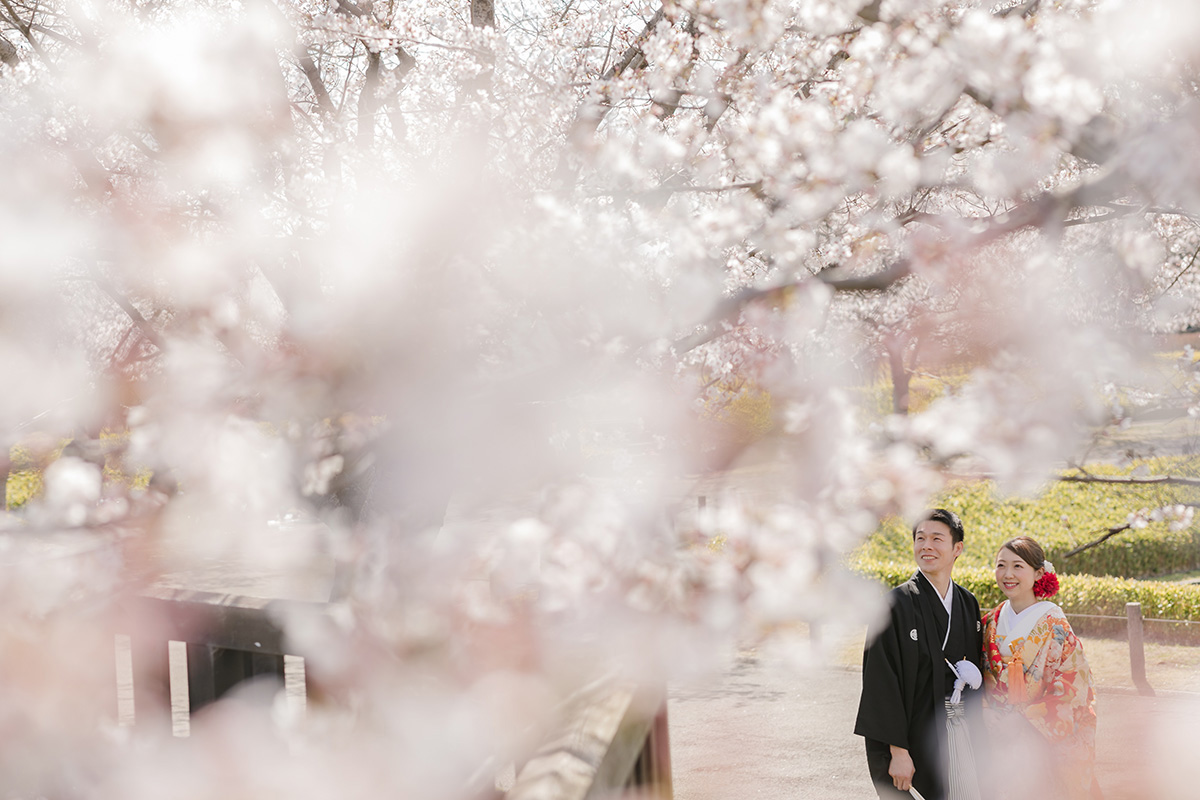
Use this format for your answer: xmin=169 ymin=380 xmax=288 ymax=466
xmin=5 ymin=433 xmax=148 ymax=510
xmin=855 ymin=460 xmax=1200 ymax=579
xmin=853 ymin=559 xmax=1200 ymax=643
xmin=5 ymin=469 xmax=42 ymax=509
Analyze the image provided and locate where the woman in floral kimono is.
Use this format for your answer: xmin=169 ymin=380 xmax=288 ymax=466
xmin=981 ymin=536 xmax=1101 ymax=800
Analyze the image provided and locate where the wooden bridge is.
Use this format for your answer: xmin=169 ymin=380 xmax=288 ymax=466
xmin=117 ymin=519 xmax=673 ymax=799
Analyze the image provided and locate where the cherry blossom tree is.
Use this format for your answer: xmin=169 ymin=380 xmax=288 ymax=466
xmin=3 ymin=0 xmax=1200 ymax=796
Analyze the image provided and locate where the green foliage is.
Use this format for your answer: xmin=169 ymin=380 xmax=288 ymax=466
xmin=852 ymin=559 xmax=1200 ymax=641
xmin=853 ymin=368 xmax=972 ymax=420
xmin=700 ymin=381 xmax=775 ymax=444
xmin=5 ymin=470 xmax=42 ymax=509
xmin=854 ymin=459 xmax=1200 ymax=579
xmin=98 ymin=430 xmax=152 ymax=491
xmin=723 ymin=386 xmax=774 ymax=441
xmin=5 ymin=433 xmax=151 ymax=510
xmin=5 ymin=440 xmax=60 ymax=510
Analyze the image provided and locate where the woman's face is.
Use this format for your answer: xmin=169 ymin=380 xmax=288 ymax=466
xmin=995 ymin=547 xmax=1043 ymax=603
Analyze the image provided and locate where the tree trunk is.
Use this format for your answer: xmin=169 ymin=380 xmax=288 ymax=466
xmin=886 ymin=334 xmax=911 ymax=415
xmin=470 ymin=0 xmax=494 ymax=27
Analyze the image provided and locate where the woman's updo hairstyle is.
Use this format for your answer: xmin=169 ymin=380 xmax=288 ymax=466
xmin=999 ymin=536 xmax=1045 ymax=570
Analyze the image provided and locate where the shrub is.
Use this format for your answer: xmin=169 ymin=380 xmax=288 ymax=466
xmin=852 ymin=559 xmax=1200 ymax=643
xmin=722 ymin=385 xmax=773 ymax=442
xmin=855 ymin=460 xmax=1200 ymax=579
xmin=5 ymin=469 xmax=42 ymax=510
xmin=5 ymin=432 xmax=150 ymax=510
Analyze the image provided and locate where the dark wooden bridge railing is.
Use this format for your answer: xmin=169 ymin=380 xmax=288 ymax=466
xmin=504 ymin=679 xmax=673 ymax=800
xmin=120 ymin=565 xmax=673 ymax=799
xmin=123 ymin=586 xmax=317 ymax=730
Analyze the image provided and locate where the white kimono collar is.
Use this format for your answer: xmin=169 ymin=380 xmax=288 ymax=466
xmin=996 ymin=599 xmax=1061 ymax=642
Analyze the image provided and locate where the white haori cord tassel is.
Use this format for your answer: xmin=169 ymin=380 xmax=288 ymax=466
xmin=948 ymin=658 xmax=982 ymax=704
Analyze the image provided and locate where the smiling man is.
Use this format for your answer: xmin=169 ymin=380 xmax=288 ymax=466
xmin=854 ymin=509 xmax=985 ymax=800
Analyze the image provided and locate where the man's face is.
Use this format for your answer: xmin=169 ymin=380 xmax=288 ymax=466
xmin=912 ymin=519 xmax=963 ymax=576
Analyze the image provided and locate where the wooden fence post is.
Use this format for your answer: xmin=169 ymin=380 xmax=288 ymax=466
xmin=130 ymin=634 xmax=172 ymax=731
xmin=1125 ymin=602 xmax=1154 ymax=696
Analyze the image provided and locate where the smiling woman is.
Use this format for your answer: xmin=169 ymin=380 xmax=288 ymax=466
xmin=994 ymin=545 xmax=1042 ymax=614
xmin=981 ymin=536 xmax=1101 ymax=800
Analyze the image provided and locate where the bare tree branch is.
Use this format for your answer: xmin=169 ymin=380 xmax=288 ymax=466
xmin=1156 ymin=239 xmax=1200 ymax=299
xmin=0 ymin=0 xmax=46 ymax=59
xmin=298 ymin=51 xmax=337 ymax=120
xmin=1062 ymin=523 xmax=1131 ymax=559
xmin=89 ymin=265 xmax=164 ymax=353
xmin=1059 ymin=473 xmax=1200 ymax=488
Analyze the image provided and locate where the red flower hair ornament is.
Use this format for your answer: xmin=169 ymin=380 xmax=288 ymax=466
xmin=1033 ymin=560 xmax=1059 ymax=599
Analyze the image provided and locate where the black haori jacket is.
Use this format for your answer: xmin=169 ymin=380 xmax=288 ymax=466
xmin=854 ymin=571 xmax=984 ymax=795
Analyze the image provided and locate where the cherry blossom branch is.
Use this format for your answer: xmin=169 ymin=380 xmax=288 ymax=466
xmin=819 ymin=259 xmax=913 ymax=292
xmin=555 ymin=6 xmax=666 ymax=187
xmin=1062 ymin=207 xmax=1141 ymax=227
xmin=601 ymin=7 xmax=665 ymax=82
xmin=334 ymin=0 xmax=370 ymax=17
xmin=996 ymin=0 xmax=1042 ymax=20
xmin=676 ymin=166 xmax=1132 ymax=356
xmin=1115 ymin=203 xmax=1199 ymax=221
xmin=584 ymin=180 xmax=763 ymax=199
xmin=674 ymin=259 xmax=914 ymax=353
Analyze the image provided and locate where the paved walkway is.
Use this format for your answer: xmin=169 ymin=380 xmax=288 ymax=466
xmin=669 ymin=650 xmax=1200 ymax=800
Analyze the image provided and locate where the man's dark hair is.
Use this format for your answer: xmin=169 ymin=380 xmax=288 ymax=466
xmin=911 ymin=508 xmax=964 ymax=544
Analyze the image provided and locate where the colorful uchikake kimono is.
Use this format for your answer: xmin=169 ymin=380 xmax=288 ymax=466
xmin=981 ymin=600 xmax=1100 ymax=800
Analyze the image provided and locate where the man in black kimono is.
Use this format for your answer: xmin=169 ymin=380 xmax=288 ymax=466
xmin=855 ymin=508 xmax=984 ymax=800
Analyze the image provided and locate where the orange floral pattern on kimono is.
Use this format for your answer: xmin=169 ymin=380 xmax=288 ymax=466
xmin=982 ymin=602 xmax=1099 ymax=799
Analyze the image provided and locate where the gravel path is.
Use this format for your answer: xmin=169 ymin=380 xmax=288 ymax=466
xmin=668 ymin=649 xmax=1200 ymax=800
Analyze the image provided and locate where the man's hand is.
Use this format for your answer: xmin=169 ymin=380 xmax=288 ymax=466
xmin=888 ymin=745 xmax=915 ymax=793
